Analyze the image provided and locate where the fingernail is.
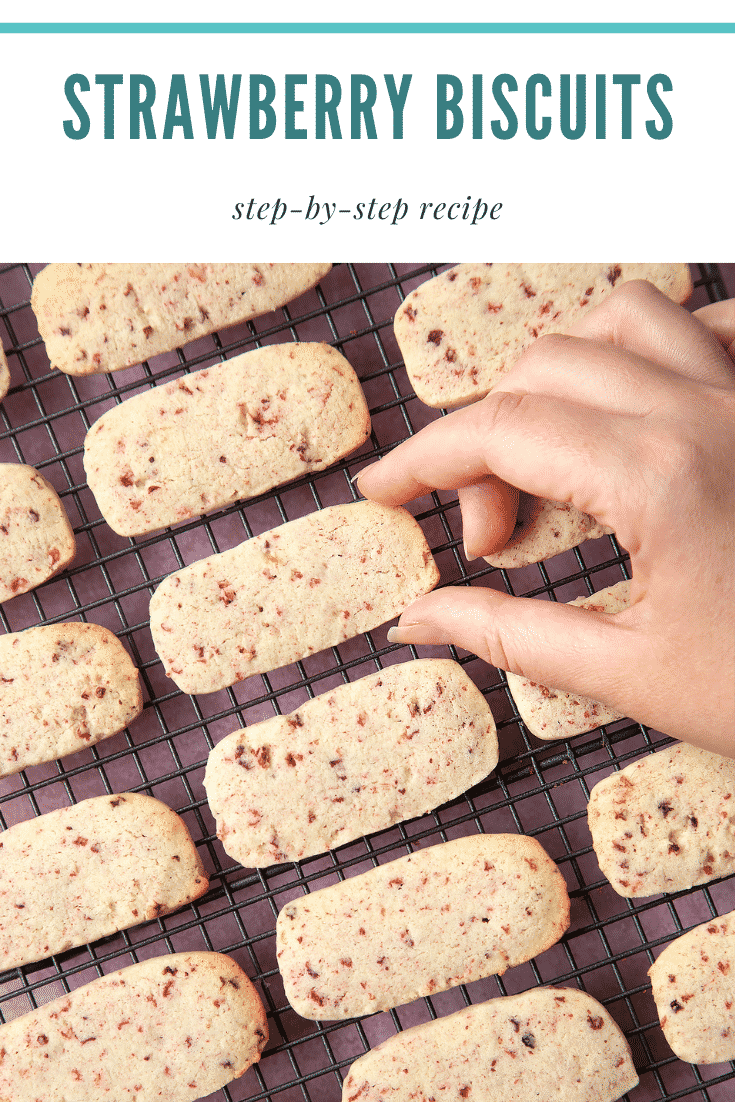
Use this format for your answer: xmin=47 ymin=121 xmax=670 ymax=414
xmin=387 ymin=624 xmax=454 ymax=646
xmin=352 ymin=461 xmax=380 ymax=486
xmin=463 ymin=541 xmax=478 ymax=563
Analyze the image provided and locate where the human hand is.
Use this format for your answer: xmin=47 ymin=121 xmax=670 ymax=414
xmin=357 ymin=281 xmax=735 ymax=755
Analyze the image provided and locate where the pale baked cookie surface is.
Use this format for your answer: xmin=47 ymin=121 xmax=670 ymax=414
xmin=150 ymin=501 xmax=439 ymax=695
xmin=32 ymin=262 xmax=332 ymax=375
xmin=0 ymin=622 xmax=142 ymax=776
xmin=0 ymin=793 xmax=208 ymax=971
xmin=0 ymin=341 xmax=8 ymax=402
xmin=507 ymin=581 xmax=630 ymax=739
xmin=588 ymin=743 xmax=735 ymax=898
xmin=277 ymin=833 xmax=569 ymax=1019
xmin=395 ymin=263 xmax=692 ymax=410
xmin=0 ymin=463 xmax=75 ymax=602
xmin=341 ymin=987 xmax=638 ymax=1102
xmin=484 ymin=495 xmax=613 ymax=570
xmin=649 ymin=909 xmax=735 ymax=1065
xmin=84 ymin=343 xmax=370 ymax=536
xmin=0 ymin=951 xmax=267 ymax=1102
xmin=204 ymin=659 xmax=497 ymax=867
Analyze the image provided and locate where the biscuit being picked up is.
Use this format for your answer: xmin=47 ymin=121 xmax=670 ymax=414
xmin=649 ymin=910 xmax=735 ymax=1065
xmin=588 ymin=743 xmax=735 ymax=898
xmin=84 ymin=343 xmax=369 ymax=536
xmin=0 ymin=463 xmax=75 ymax=602
xmin=484 ymin=494 xmax=613 ymax=570
xmin=507 ymin=581 xmax=630 ymax=739
xmin=150 ymin=501 xmax=439 ymax=695
xmin=0 ymin=793 xmax=208 ymax=971
xmin=395 ymin=262 xmax=692 ymax=411
xmin=277 ymin=833 xmax=569 ymax=1019
xmin=0 ymin=951 xmax=267 ymax=1102
xmin=341 ymin=986 xmax=638 ymax=1102
xmin=205 ymin=659 xmax=497 ymax=867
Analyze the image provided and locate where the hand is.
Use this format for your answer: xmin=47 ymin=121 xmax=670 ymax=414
xmin=357 ymin=281 xmax=735 ymax=755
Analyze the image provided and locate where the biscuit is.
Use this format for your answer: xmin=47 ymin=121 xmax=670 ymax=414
xmin=341 ymin=987 xmax=638 ymax=1102
xmin=84 ymin=342 xmax=370 ymax=536
xmin=150 ymin=501 xmax=439 ymax=695
xmin=0 ymin=793 xmax=208 ymax=971
xmin=587 ymin=743 xmax=735 ymax=898
xmin=31 ymin=263 xmax=332 ymax=376
xmin=0 ymin=951 xmax=267 ymax=1102
xmin=395 ymin=263 xmax=692 ymax=410
xmin=0 ymin=622 xmax=143 ymax=776
xmin=0 ymin=463 xmax=75 ymax=602
xmin=648 ymin=909 xmax=735 ymax=1065
xmin=506 ymin=581 xmax=631 ymax=739
xmin=204 ymin=659 xmax=497 ymax=868
xmin=484 ymin=494 xmax=613 ymax=570
xmin=277 ymin=833 xmax=569 ymax=1019
xmin=0 ymin=341 xmax=8 ymax=402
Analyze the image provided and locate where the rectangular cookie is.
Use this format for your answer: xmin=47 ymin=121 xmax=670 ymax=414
xmin=0 ymin=463 xmax=75 ymax=602
xmin=484 ymin=494 xmax=613 ymax=569
xmin=0 ymin=792 xmax=208 ymax=970
xmin=84 ymin=342 xmax=370 ymax=536
xmin=150 ymin=500 xmax=439 ymax=695
xmin=31 ymin=262 xmax=332 ymax=376
xmin=341 ymin=987 xmax=638 ymax=1102
xmin=0 ymin=951 xmax=267 ymax=1102
xmin=0 ymin=622 xmax=142 ymax=776
xmin=648 ymin=909 xmax=735 ymax=1065
xmin=506 ymin=581 xmax=630 ymax=738
xmin=395 ymin=263 xmax=692 ymax=410
xmin=277 ymin=833 xmax=569 ymax=1019
xmin=204 ymin=659 xmax=497 ymax=867
xmin=587 ymin=743 xmax=735 ymax=897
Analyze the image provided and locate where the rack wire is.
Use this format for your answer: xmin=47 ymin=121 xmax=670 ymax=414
xmin=1 ymin=262 xmax=733 ymax=1102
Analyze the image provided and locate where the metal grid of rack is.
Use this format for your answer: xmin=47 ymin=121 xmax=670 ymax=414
xmin=1 ymin=262 xmax=733 ymax=1102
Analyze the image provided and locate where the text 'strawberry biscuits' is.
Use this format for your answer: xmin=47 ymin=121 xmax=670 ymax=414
xmin=507 ymin=581 xmax=631 ymax=739
xmin=341 ymin=987 xmax=638 ymax=1102
xmin=588 ymin=744 xmax=735 ymax=898
xmin=649 ymin=910 xmax=735 ymax=1065
xmin=0 ymin=341 xmax=9 ymax=402
xmin=395 ymin=263 xmax=692 ymax=410
xmin=150 ymin=501 xmax=439 ymax=695
xmin=0 ymin=793 xmax=208 ymax=971
xmin=0 ymin=463 xmax=75 ymax=602
xmin=484 ymin=495 xmax=613 ymax=570
xmin=0 ymin=622 xmax=143 ymax=776
xmin=277 ymin=833 xmax=569 ymax=1019
xmin=31 ymin=262 xmax=332 ymax=375
xmin=84 ymin=343 xmax=370 ymax=537
xmin=204 ymin=660 xmax=497 ymax=867
xmin=0 ymin=951 xmax=267 ymax=1102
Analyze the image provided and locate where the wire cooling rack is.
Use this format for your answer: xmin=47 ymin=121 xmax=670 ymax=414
xmin=1 ymin=263 xmax=733 ymax=1102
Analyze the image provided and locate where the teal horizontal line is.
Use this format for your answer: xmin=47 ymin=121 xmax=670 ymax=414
xmin=0 ymin=22 xmax=733 ymax=33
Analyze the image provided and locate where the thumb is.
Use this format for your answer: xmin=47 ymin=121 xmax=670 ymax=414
xmin=387 ymin=586 xmax=637 ymax=715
